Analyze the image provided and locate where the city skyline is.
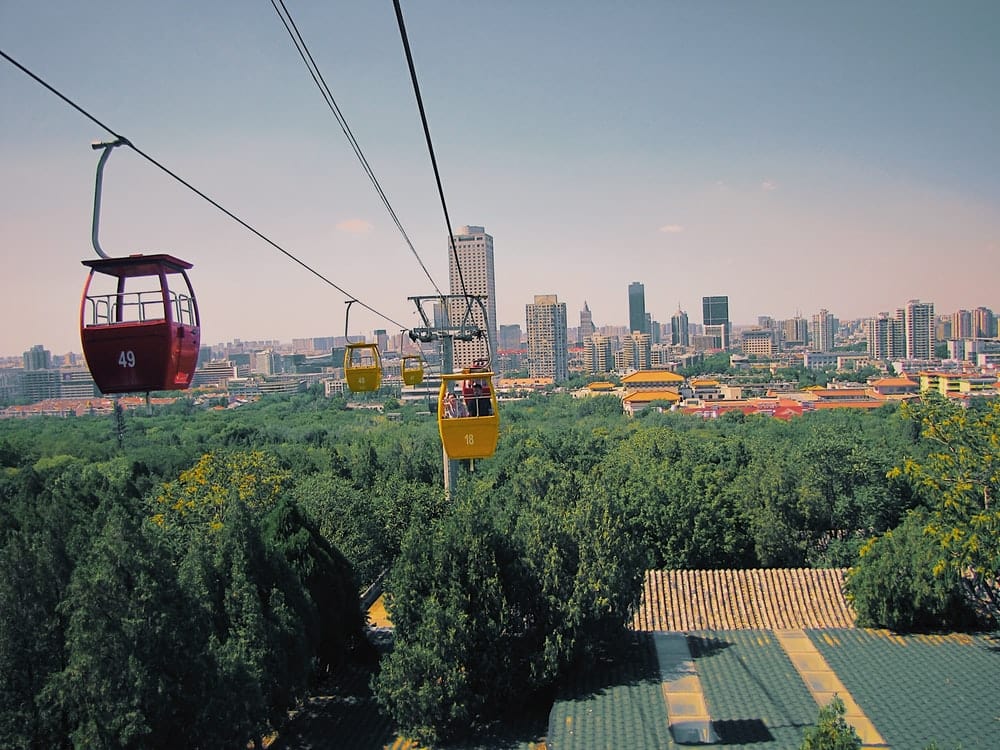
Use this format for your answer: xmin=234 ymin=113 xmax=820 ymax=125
xmin=3 ymin=293 xmax=998 ymax=362
xmin=2 ymin=2 xmax=998 ymax=355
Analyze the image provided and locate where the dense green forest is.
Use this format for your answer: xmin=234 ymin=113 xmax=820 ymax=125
xmin=1 ymin=388 xmax=996 ymax=746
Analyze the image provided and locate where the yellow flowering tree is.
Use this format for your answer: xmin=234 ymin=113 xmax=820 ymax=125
xmin=893 ymin=395 xmax=1000 ymax=619
xmin=152 ymin=450 xmax=290 ymax=534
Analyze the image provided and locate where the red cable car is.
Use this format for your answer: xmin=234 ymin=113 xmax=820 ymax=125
xmin=80 ymin=253 xmax=201 ymax=394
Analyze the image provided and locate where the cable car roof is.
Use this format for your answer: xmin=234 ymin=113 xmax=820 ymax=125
xmin=81 ymin=253 xmax=194 ymax=277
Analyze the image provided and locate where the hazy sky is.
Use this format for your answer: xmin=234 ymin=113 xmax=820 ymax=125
xmin=2 ymin=1 xmax=998 ymax=356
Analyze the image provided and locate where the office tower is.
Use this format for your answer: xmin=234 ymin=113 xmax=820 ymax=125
xmin=671 ymin=308 xmax=689 ymax=346
xmin=584 ymin=334 xmax=614 ymax=374
xmin=628 ymin=282 xmax=647 ymax=335
xmin=809 ymin=309 xmax=838 ymax=352
xmin=579 ymin=301 xmax=596 ymax=343
xmin=974 ymin=307 xmax=996 ymax=338
xmin=952 ymin=310 xmax=973 ymax=339
xmin=22 ymin=344 xmax=52 ymax=371
xmin=499 ymin=324 xmax=522 ymax=351
xmin=904 ymin=300 xmax=935 ymax=359
xmin=525 ymin=295 xmax=568 ymax=381
xmin=702 ymin=295 xmax=731 ymax=349
xmin=252 ymin=349 xmax=281 ymax=376
xmin=782 ymin=316 xmax=809 ymax=348
xmin=742 ymin=329 xmax=775 ymax=357
xmin=447 ymin=225 xmax=497 ymax=368
xmin=374 ymin=329 xmax=389 ymax=354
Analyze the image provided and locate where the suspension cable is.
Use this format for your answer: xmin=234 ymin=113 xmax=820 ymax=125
xmin=0 ymin=47 xmax=407 ymax=330
xmin=269 ymin=0 xmax=445 ymax=298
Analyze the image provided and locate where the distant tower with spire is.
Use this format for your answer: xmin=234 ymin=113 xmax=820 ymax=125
xmin=579 ymin=300 xmax=596 ymax=343
xmin=671 ymin=305 xmax=689 ymax=346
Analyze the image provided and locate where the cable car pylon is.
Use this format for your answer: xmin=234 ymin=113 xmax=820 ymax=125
xmin=407 ymin=294 xmax=498 ymax=498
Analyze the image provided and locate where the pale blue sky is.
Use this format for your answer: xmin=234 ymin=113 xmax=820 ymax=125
xmin=2 ymin=1 xmax=998 ymax=355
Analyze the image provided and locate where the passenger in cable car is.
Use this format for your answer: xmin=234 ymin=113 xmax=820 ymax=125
xmin=444 ymin=391 xmax=468 ymax=418
xmin=461 ymin=368 xmax=492 ymax=417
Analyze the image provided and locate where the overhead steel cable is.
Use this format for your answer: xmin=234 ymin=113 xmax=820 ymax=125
xmin=0 ymin=47 xmax=407 ymax=330
xmin=391 ymin=0 xmax=473 ymax=317
xmin=269 ymin=0 xmax=446 ymax=298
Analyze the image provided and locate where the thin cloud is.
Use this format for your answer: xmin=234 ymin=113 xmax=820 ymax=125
xmin=336 ymin=219 xmax=373 ymax=234
xmin=659 ymin=224 xmax=685 ymax=234
xmin=760 ymin=180 xmax=777 ymax=192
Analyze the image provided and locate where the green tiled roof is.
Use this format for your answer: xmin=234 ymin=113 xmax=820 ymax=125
xmin=548 ymin=633 xmax=673 ymax=750
xmin=808 ymin=629 xmax=1000 ymax=750
xmin=691 ymin=630 xmax=817 ymax=749
xmin=548 ymin=628 xmax=1000 ymax=749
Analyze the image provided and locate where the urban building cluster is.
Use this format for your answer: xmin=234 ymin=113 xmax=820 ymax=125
xmin=2 ymin=225 xmax=998 ymax=413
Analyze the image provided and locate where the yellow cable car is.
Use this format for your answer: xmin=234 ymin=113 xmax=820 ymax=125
xmin=344 ymin=342 xmax=382 ymax=392
xmin=437 ymin=371 xmax=499 ymax=459
xmin=401 ymin=355 xmax=424 ymax=385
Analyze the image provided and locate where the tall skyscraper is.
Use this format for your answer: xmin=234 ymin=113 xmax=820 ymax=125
xmin=628 ymin=282 xmax=647 ymax=335
xmin=525 ymin=295 xmax=568 ymax=381
xmin=809 ymin=309 xmax=838 ymax=352
xmin=670 ymin=308 xmax=690 ymax=346
xmin=579 ymin=301 xmax=596 ymax=343
xmin=447 ymin=225 xmax=497 ymax=368
xmin=702 ymin=295 xmax=731 ymax=349
xmin=904 ymin=300 xmax=935 ymax=359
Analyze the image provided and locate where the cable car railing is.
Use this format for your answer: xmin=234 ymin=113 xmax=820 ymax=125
xmin=83 ymin=289 xmax=197 ymax=327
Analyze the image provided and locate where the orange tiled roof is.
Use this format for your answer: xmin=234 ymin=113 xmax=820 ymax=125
xmin=621 ymin=370 xmax=684 ymax=384
xmin=622 ymin=390 xmax=681 ymax=403
xmin=587 ymin=381 xmax=616 ymax=391
xmin=632 ymin=569 xmax=855 ymax=631
xmin=809 ymin=388 xmax=870 ymax=398
xmin=872 ymin=377 xmax=916 ymax=387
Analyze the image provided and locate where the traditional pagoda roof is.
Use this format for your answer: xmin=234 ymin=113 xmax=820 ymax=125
xmin=621 ymin=370 xmax=684 ymax=385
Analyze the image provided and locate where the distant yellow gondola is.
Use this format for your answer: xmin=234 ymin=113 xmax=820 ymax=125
xmin=344 ymin=342 xmax=382 ymax=392
xmin=401 ymin=355 xmax=424 ymax=385
xmin=437 ymin=371 xmax=499 ymax=459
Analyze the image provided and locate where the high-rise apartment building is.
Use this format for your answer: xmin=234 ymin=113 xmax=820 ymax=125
xmin=525 ymin=294 xmax=568 ymax=381
xmin=670 ymin=308 xmax=689 ymax=346
xmin=702 ymin=295 xmax=731 ymax=349
xmin=974 ymin=307 xmax=996 ymax=338
xmin=579 ymin=301 xmax=596 ymax=343
xmin=867 ymin=312 xmax=904 ymax=360
xmin=584 ymin=334 xmax=614 ymax=374
xmin=621 ymin=331 xmax=652 ymax=371
xmin=952 ymin=310 xmax=974 ymax=339
xmin=936 ymin=317 xmax=953 ymax=342
xmin=447 ymin=225 xmax=497 ymax=368
xmin=628 ymin=282 xmax=647 ymax=335
xmin=904 ymin=300 xmax=935 ymax=359
xmin=809 ymin=309 xmax=838 ymax=352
